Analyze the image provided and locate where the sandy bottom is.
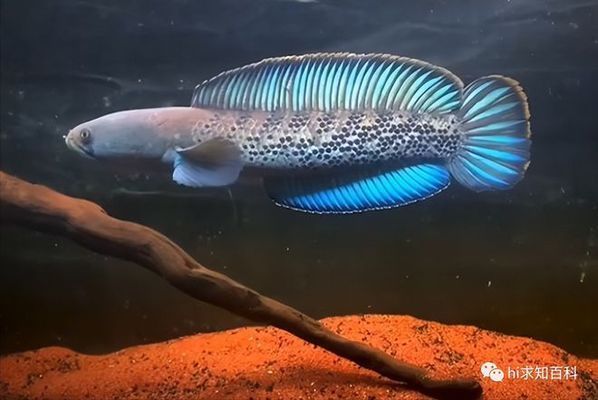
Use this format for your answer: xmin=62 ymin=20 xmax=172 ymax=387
xmin=1 ymin=315 xmax=596 ymax=400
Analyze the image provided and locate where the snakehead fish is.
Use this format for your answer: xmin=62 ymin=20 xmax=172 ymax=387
xmin=65 ymin=52 xmax=531 ymax=213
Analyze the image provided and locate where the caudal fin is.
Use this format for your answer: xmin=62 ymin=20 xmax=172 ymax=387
xmin=449 ymin=75 xmax=531 ymax=192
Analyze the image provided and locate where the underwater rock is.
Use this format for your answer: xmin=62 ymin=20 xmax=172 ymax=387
xmin=1 ymin=315 xmax=596 ymax=400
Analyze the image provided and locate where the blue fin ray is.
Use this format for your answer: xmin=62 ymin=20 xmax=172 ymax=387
xmin=264 ymin=163 xmax=450 ymax=214
xmin=449 ymin=75 xmax=531 ymax=192
xmin=192 ymin=53 xmax=463 ymax=114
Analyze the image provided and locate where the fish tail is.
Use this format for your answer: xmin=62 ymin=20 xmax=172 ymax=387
xmin=448 ymin=75 xmax=531 ymax=191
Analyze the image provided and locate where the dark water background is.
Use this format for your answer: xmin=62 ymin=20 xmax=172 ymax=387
xmin=1 ymin=0 xmax=597 ymax=358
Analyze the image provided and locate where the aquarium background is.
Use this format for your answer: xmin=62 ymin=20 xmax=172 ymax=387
xmin=1 ymin=0 xmax=597 ymax=358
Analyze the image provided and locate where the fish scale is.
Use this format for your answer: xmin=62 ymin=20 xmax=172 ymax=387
xmin=194 ymin=109 xmax=461 ymax=169
xmin=67 ymin=52 xmax=531 ymax=213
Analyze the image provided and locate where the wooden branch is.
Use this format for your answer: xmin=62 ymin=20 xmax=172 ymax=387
xmin=0 ymin=171 xmax=482 ymax=400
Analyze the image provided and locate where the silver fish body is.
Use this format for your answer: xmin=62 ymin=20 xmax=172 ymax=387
xmin=191 ymin=109 xmax=461 ymax=170
xmin=66 ymin=52 xmax=531 ymax=213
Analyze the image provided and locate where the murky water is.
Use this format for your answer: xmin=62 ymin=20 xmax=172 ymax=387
xmin=1 ymin=0 xmax=597 ymax=358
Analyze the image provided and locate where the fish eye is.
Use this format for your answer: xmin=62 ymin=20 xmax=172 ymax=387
xmin=80 ymin=128 xmax=91 ymax=143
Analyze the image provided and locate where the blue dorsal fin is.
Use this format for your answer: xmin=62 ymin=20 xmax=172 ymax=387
xmin=264 ymin=163 xmax=451 ymax=214
xmin=192 ymin=53 xmax=463 ymax=114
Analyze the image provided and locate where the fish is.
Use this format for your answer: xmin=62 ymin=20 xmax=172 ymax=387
xmin=65 ymin=52 xmax=531 ymax=214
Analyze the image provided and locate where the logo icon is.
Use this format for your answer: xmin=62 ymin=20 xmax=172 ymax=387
xmin=481 ymin=361 xmax=504 ymax=382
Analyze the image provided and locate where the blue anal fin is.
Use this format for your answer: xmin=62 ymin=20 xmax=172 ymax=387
xmin=264 ymin=163 xmax=450 ymax=214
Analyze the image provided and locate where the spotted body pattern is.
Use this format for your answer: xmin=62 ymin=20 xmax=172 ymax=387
xmin=192 ymin=109 xmax=461 ymax=169
xmin=66 ymin=52 xmax=530 ymax=213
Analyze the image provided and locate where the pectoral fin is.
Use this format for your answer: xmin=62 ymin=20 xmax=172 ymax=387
xmin=172 ymin=138 xmax=243 ymax=187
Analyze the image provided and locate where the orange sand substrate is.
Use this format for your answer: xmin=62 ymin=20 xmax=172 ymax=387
xmin=1 ymin=315 xmax=596 ymax=399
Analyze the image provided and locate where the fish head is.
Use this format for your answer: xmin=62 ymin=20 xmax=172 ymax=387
xmin=65 ymin=120 xmax=97 ymax=159
xmin=66 ymin=109 xmax=168 ymax=161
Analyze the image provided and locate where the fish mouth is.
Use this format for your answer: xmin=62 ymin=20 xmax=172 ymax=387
xmin=65 ymin=134 xmax=95 ymax=159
